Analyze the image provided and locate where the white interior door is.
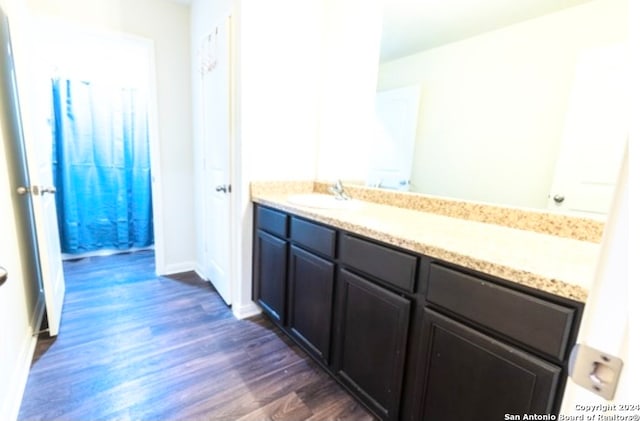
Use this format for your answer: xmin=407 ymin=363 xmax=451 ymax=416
xmin=20 ymin=33 xmax=65 ymax=337
xmin=547 ymin=44 xmax=627 ymax=216
xmin=201 ymin=16 xmax=232 ymax=305
xmin=368 ymin=85 xmax=421 ymax=190
xmin=2 ymin=12 xmax=65 ymax=337
xmin=23 ymin=110 xmax=65 ymax=337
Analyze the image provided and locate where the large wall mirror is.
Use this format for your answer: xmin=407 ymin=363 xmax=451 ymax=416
xmin=366 ymin=0 xmax=628 ymax=217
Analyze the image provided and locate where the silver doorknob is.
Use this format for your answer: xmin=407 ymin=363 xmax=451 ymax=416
xmin=553 ymin=194 xmax=565 ymax=204
xmin=39 ymin=186 xmax=57 ymax=194
xmin=215 ymin=185 xmax=230 ymax=193
xmin=0 ymin=266 xmax=7 ymax=287
xmin=16 ymin=186 xmax=30 ymax=195
xmin=16 ymin=185 xmax=57 ymax=195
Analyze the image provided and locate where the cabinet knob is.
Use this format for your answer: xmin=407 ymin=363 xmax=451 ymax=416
xmin=553 ymin=194 xmax=565 ymax=204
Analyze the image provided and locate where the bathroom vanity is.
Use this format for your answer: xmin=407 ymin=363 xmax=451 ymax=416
xmin=251 ymin=184 xmax=599 ymax=421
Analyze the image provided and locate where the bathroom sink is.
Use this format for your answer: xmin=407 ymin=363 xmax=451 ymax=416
xmin=287 ymin=193 xmax=362 ymax=210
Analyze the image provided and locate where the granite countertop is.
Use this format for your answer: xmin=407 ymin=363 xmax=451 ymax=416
xmin=252 ymin=191 xmax=601 ymax=303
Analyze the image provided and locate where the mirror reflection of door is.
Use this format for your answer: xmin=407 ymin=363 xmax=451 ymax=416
xmin=547 ymin=44 xmax=627 ymax=216
xmin=368 ymin=85 xmax=420 ymax=191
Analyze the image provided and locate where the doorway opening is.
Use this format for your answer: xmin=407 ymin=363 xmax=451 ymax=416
xmin=35 ymin=23 xmax=164 ymax=264
xmin=51 ymin=77 xmax=154 ymax=258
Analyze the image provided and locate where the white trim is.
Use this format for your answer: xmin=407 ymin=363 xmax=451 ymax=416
xmin=227 ymin=12 xmax=236 ymax=307
xmin=232 ymin=301 xmax=262 ymax=320
xmin=230 ymin=0 xmax=257 ymax=320
xmin=560 ymin=143 xmax=631 ymax=411
xmin=2 ymin=295 xmax=43 ymax=421
xmin=3 ymin=294 xmax=44 ymax=419
xmin=29 ymin=289 xmax=45 ymax=336
xmin=61 ymin=246 xmax=154 ymax=261
xmin=160 ymin=261 xmax=197 ymax=276
xmin=194 ymin=265 xmax=207 ymax=281
xmin=2 ymin=332 xmax=38 ymax=421
xmin=144 ymin=38 xmax=166 ymax=278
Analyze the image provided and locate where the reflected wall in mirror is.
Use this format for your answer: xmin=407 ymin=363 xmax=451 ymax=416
xmin=369 ymin=0 xmax=628 ymax=216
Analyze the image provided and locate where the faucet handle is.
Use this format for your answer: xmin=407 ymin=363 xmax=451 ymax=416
xmin=328 ymin=180 xmax=350 ymax=200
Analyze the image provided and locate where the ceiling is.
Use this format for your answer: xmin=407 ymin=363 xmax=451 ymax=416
xmin=380 ymin=0 xmax=596 ymax=62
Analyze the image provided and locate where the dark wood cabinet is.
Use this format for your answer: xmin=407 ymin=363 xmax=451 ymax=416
xmin=288 ymin=245 xmax=335 ymax=364
xmin=413 ymin=308 xmax=561 ymax=421
xmin=253 ymin=230 xmax=288 ymax=324
xmin=334 ymin=268 xmax=411 ymax=421
xmin=252 ymin=204 xmax=582 ymax=421
xmin=427 ymin=264 xmax=575 ymax=361
xmin=341 ymin=234 xmax=417 ymax=293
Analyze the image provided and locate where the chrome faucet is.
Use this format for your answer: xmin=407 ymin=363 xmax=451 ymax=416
xmin=328 ymin=180 xmax=350 ymax=200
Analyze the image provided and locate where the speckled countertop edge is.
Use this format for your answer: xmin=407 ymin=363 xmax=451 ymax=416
xmin=313 ymin=181 xmax=605 ymax=243
xmin=251 ymin=182 xmax=599 ymax=303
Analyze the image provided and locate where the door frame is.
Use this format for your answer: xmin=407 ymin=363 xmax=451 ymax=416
xmin=560 ymin=141 xmax=636 ymax=412
xmin=30 ymin=19 xmax=166 ymax=273
xmin=141 ymin=36 xmax=166 ymax=276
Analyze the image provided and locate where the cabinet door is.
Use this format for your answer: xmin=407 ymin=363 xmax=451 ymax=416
xmin=334 ymin=269 xmax=411 ymax=421
xmin=254 ymin=230 xmax=287 ymax=324
xmin=414 ymin=308 xmax=561 ymax=421
xmin=288 ymin=246 xmax=335 ymax=364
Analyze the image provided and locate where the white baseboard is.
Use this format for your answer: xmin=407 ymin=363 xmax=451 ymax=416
xmin=61 ymin=246 xmax=154 ymax=261
xmin=159 ymin=261 xmax=197 ymax=276
xmin=2 ymin=297 xmax=43 ymax=421
xmin=194 ymin=265 xmax=206 ymax=282
xmin=2 ymin=334 xmax=37 ymax=421
xmin=232 ymin=301 xmax=262 ymax=320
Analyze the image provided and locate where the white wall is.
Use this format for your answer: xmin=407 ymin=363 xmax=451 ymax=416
xmin=377 ymin=0 xmax=627 ymax=208
xmin=25 ymin=0 xmax=196 ymax=272
xmin=225 ymin=0 xmax=383 ymax=317
xmin=190 ymin=0 xmax=326 ymax=317
xmin=238 ymin=0 xmax=326 ymax=316
xmin=315 ymin=0 xmax=382 ymax=181
xmin=239 ymin=0 xmax=323 ymax=182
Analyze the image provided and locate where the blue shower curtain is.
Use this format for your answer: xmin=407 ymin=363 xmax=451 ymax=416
xmin=52 ymin=78 xmax=154 ymax=254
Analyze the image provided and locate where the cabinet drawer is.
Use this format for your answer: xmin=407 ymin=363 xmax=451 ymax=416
xmin=291 ymin=217 xmax=336 ymax=258
xmin=340 ymin=234 xmax=417 ymax=292
xmin=426 ymin=264 xmax=575 ymax=360
xmin=255 ymin=206 xmax=288 ymax=238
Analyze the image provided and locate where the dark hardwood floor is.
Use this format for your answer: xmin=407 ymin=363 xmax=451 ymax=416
xmin=18 ymin=250 xmax=374 ymax=420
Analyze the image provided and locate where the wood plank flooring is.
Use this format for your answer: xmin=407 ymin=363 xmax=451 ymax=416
xmin=18 ymin=250 xmax=374 ymax=420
